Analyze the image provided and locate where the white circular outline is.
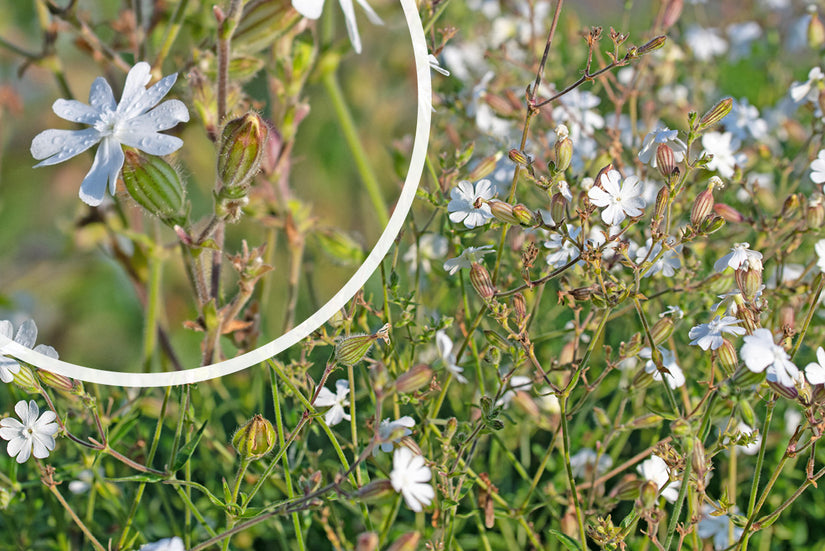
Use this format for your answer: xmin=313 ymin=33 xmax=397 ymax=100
xmin=0 ymin=0 xmax=432 ymax=387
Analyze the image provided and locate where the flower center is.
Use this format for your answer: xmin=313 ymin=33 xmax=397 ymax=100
xmin=94 ymin=109 xmax=122 ymax=137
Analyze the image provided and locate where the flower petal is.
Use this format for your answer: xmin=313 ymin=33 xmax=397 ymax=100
xmin=52 ymin=99 xmax=102 ymax=124
xmin=79 ymin=137 xmax=125 ymax=206
xmin=117 ymin=62 xmax=154 ymax=115
xmin=88 ymin=77 xmax=117 ymax=112
xmin=14 ymin=400 xmax=31 ymax=422
xmin=338 ymin=0 xmax=363 ymax=54
xmin=14 ymin=320 xmax=37 ymax=349
xmin=292 ymin=0 xmax=325 ymax=19
xmin=120 ymin=133 xmax=184 ymax=156
xmin=0 ymin=320 xmax=12 ymax=339
xmin=122 ymin=99 xmax=189 ymax=134
xmin=355 ymin=0 xmax=383 ymax=25
xmin=31 ymin=128 xmax=102 ymax=166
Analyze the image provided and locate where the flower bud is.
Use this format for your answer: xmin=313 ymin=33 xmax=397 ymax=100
xmin=0 ymin=487 xmax=10 ymax=510
xmin=513 ymin=204 xmax=536 ymax=226
xmin=386 ymin=532 xmax=420 ymax=551
xmin=768 ymin=378 xmax=799 ymax=400
xmin=651 ymin=185 xmax=669 ymax=231
xmin=662 ymin=0 xmax=683 ymax=29
xmin=355 ymin=480 xmax=396 ymax=502
xmin=335 ymin=324 xmax=391 ymax=366
xmin=713 ymin=203 xmax=745 ymax=223
xmin=639 ymin=480 xmax=659 ymax=509
xmin=218 ymin=112 xmax=269 ymax=191
xmin=512 ymin=293 xmax=528 ymax=325
xmin=550 ymin=192 xmax=567 ymax=226
xmin=782 ymin=194 xmax=800 ymax=217
xmin=395 ymin=364 xmax=433 ymax=394
xmin=233 ymin=0 xmax=302 ymax=53
xmin=716 ymin=339 xmax=738 ymax=376
xmin=470 ymin=262 xmax=496 ymax=300
xmin=808 ymin=9 xmax=825 ymax=49
xmin=554 ymin=133 xmax=573 ymax=173
xmin=484 ymin=330 xmax=511 ymax=350
xmin=121 ymin=149 xmax=186 ymax=225
xmin=356 ymin=532 xmax=379 ymax=551
xmin=37 ymin=369 xmax=78 ymax=394
xmin=691 ymin=186 xmax=715 ymax=228
xmin=638 ymin=35 xmax=667 ymax=55
xmin=735 ymin=265 xmax=763 ymax=301
xmin=232 ymin=414 xmax=277 ymax=459
xmin=807 ymin=197 xmax=825 ymax=229
xmin=698 ymin=97 xmax=733 ymax=130
xmin=650 ymin=317 xmax=674 ymax=346
xmin=656 ymin=144 xmax=676 ymax=178
xmin=508 ymin=148 xmax=529 ymax=166
xmin=467 ymin=154 xmax=501 ymax=181
xmin=700 ymin=215 xmax=725 ymax=234
xmin=632 ymin=367 xmax=654 ymax=390
xmin=12 ymin=364 xmax=41 ymax=393
xmin=487 ymin=199 xmax=520 ymax=225
xmin=630 ymin=414 xmax=664 ymax=429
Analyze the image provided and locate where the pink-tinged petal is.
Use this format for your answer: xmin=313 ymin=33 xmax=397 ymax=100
xmin=292 ymin=0 xmax=325 ymax=19
xmin=88 ymin=77 xmax=117 ymax=112
xmin=338 ymin=0 xmax=363 ymax=54
xmin=52 ymin=99 xmax=101 ymax=124
xmin=120 ymin=132 xmax=184 ymax=156
xmin=32 ymin=128 xmax=102 ymax=166
xmin=117 ymin=62 xmax=153 ymax=114
xmin=79 ymin=138 xmax=125 ymax=206
xmin=15 ymin=320 xmax=37 ymax=349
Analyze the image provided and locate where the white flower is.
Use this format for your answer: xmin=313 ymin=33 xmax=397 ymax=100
xmin=402 ymin=233 xmax=447 ymax=274
xmin=688 ymin=316 xmax=745 ymax=351
xmin=740 ymin=328 xmax=800 ymax=388
xmin=685 ymin=26 xmax=728 ymax=61
xmin=701 ymin=132 xmax=746 ymax=178
xmin=810 ymin=150 xmax=825 ymax=185
xmin=435 ymin=331 xmax=467 ymax=383
xmin=138 ymin=537 xmax=185 ymax=551
xmin=816 ymin=239 xmax=825 ymax=273
xmin=588 ymin=169 xmax=646 ymax=226
xmin=292 ymin=0 xmax=382 ymax=55
xmin=31 ymin=62 xmax=189 ymax=207
xmin=570 ymin=448 xmax=613 ymax=479
xmin=376 ymin=416 xmax=415 ymax=454
xmin=0 ymin=400 xmax=59 ymax=463
xmin=713 ymin=242 xmax=763 ymax=273
xmin=552 ymin=89 xmax=605 ymax=136
xmin=544 ymin=225 xmax=582 ymax=269
xmin=447 ymin=179 xmax=496 ymax=229
xmin=0 ymin=319 xmax=55 ymax=383
xmin=314 ymin=379 xmax=351 ymax=426
xmin=635 ymin=237 xmax=681 ymax=278
xmin=697 ymin=505 xmax=744 ymax=550
xmin=536 ymin=388 xmax=560 ymax=414
xmin=805 ymin=346 xmax=825 ymax=385
xmin=725 ymin=98 xmax=768 ymax=142
xmin=638 ymin=127 xmax=687 ymax=167
xmin=390 ymin=447 xmax=434 ymax=512
xmin=790 ymin=67 xmax=824 ymax=104
xmin=443 ymin=245 xmax=495 ymax=275
xmin=637 ymin=454 xmax=680 ymax=503
xmin=69 ymin=469 xmax=95 ymax=495
xmin=639 ymin=347 xmax=685 ymax=389
xmin=659 ymin=305 xmax=685 ymax=319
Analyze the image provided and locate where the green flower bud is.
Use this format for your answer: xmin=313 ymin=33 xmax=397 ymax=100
xmin=650 ymin=317 xmax=674 ymax=346
xmin=698 ymin=97 xmax=733 ymax=130
xmin=12 ymin=364 xmax=41 ymax=394
xmin=335 ymin=324 xmax=390 ymax=366
xmin=638 ymin=35 xmax=667 ymax=55
xmin=37 ymin=369 xmax=79 ymax=394
xmin=218 ymin=112 xmax=269 ymax=192
xmin=395 ymin=364 xmax=433 ymax=394
xmin=508 ymin=148 xmax=529 ymax=166
xmin=807 ymin=197 xmax=825 ymax=229
xmin=487 ymin=199 xmax=520 ymax=225
xmin=808 ymin=9 xmax=825 ymax=49
xmin=554 ymin=125 xmax=573 ymax=173
xmin=716 ymin=339 xmax=738 ymax=376
xmin=735 ymin=265 xmax=763 ymax=301
xmin=550 ymin=191 xmax=567 ymax=226
xmin=656 ymin=144 xmax=676 ymax=178
xmin=232 ymin=414 xmax=277 ymax=460
xmin=386 ymin=532 xmax=420 ymax=551
xmin=639 ymin=480 xmax=659 ymax=509
xmin=233 ymin=0 xmax=302 ymax=54
xmin=467 ymin=154 xmax=501 ymax=181
xmin=121 ymin=149 xmax=186 ymax=225
xmin=0 ymin=487 xmax=11 ymax=510
xmin=691 ymin=186 xmax=715 ymax=228
xmin=512 ymin=204 xmax=536 ymax=226
xmin=355 ymin=480 xmax=396 ymax=502
xmin=470 ymin=262 xmax=496 ymax=300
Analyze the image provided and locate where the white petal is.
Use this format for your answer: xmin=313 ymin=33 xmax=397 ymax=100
xmin=34 ymin=344 xmax=59 ymax=360
xmin=79 ymin=138 xmax=124 ymax=206
xmin=7 ymin=437 xmax=26 ymax=460
xmin=436 ymin=331 xmax=453 ymax=359
xmin=0 ymin=320 xmax=12 ymax=339
xmin=14 ymin=440 xmax=31 ymax=463
xmin=120 ymin=133 xmax=184 ymax=156
xmin=292 ymin=0 xmax=325 ymax=19
xmin=120 ymin=73 xmax=180 ymax=119
xmin=31 ymin=128 xmax=102 ymax=166
xmin=355 ymin=0 xmax=383 ymax=25
xmin=338 ymin=0 xmax=363 ymax=54
xmin=122 ymin=99 xmax=189 ymax=134
xmin=14 ymin=400 xmax=31 ymax=422
xmin=15 ymin=320 xmax=37 ymax=348
xmin=117 ymin=62 xmax=154 ymax=115
xmin=88 ymin=77 xmax=117 ymax=112
xmin=52 ymin=99 xmax=102 ymax=124
xmin=31 ymin=435 xmax=54 ymax=458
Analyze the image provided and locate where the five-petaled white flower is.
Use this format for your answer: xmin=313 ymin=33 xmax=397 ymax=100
xmin=443 ymin=245 xmax=495 ymax=275
xmin=810 ymin=150 xmax=825 ymax=185
xmin=639 ymin=347 xmax=686 ymax=389
xmin=805 ymin=346 xmax=825 ymax=385
xmin=637 ymin=454 xmax=680 ymax=503
xmin=31 ymin=62 xmax=189 ymax=207
xmin=701 ymin=132 xmax=746 ymax=178
xmin=0 ymin=400 xmax=59 ymax=463
xmin=390 ymin=446 xmax=434 ymax=512
xmin=688 ymin=316 xmax=745 ymax=351
xmin=588 ymin=169 xmax=646 ymax=226
xmin=138 ymin=537 xmax=186 ymax=551
xmin=447 ymin=179 xmax=496 ymax=229
xmin=790 ymin=66 xmax=824 ymax=104
xmin=314 ymin=379 xmax=351 ymax=426
xmin=638 ymin=128 xmax=687 ymax=167
xmin=292 ymin=0 xmax=382 ymax=55
xmin=0 ymin=319 xmax=58 ymax=384
xmin=697 ymin=504 xmax=744 ymax=550
xmin=375 ymin=416 xmax=415 ymax=454
xmin=740 ymin=328 xmax=800 ymax=388
xmin=435 ymin=330 xmax=467 ymax=383
xmin=714 ymin=242 xmax=763 ymax=272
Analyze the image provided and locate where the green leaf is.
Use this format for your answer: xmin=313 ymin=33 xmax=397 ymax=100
xmin=547 ymin=529 xmax=583 ymax=551
xmin=172 ymin=420 xmax=208 ymax=472
xmin=107 ymin=473 xmax=166 ymax=484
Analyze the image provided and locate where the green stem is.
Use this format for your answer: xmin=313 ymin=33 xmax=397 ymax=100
xmin=738 ymin=396 xmax=777 ymax=550
xmin=559 ymin=395 xmax=587 ymax=546
xmin=153 ymin=0 xmax=191 ymax=71
xmin=272 ymin=373 xmax=306 ymax=550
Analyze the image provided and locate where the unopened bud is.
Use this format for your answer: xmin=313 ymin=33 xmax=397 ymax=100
xmin=355 ymin=480 xmax=396 ymax=502
xmin=484 ymin=330 xmax=511 ymax=350
xmin=650 ymin=317 xmax=674 ymax=346
xmin=554 ymin=135 xmax=573 ymax=173
xmin=631 ymin=414 xmax=664 ymax=429
xmin=513 ymin=204 xmax=536 ymax=226
xmin=713 ymin=203 xmax=745 ymax=223
xmin=716 ymin=339 xmax=738 ymax=375
xmin=808 ymin=9 xmax=825 ymax=49
xmin=37 ymin=369 xmax=77 ymax=393
xmin=0 ymin=487 xmax=10 ymax=510
xmin=807 ymin=198 xmax=825 ymax=229
xmin=782 ymin=194 xmax=800 ymax=217
xmin=691 ymin=186 xmax=715 ymax=228
xmin=508 ymin=148 xmax=529 ymax=166
xmin=12 ymin=365 xmax=40 ymax=393
xmin=122 ymin=149 xmax=187 ymax=225
xmin=632 ymin=367 xmax=654 ymax=390
xmin=232 ymin=414 xmax=277 ymax=459
xmin=218 ymin=112 xmax=269 ymax=191
xmin=356 ymin=532 xmax=380 ymax=551
xmin=386 ymin=532 xmax=420 ymax=551
xmin=395 ymin=364 xmax=433 ymax=394
xmin=470 ymin=262 xmax=496 ymax=300
xmin=638 ymin=35 xmax=667 ymax=55
xmin=467 ymin=157 xmax=500 ymax=182
xmin=662 ymin=0 xmax=683 ymax=29
xmin=233 ymin=0 xmax=301 ymax=53
xmin=779 ymin=306 xmax=795 ymax=331
xmin=698 ymin=97 xmax=733 ymax=130
xmin=550 ymin=192 xmax=567 ymax=226
xmin=512 ymin=293 xmax=527 ymax=325
xmin=735 ymin=266 xmax=763 ymax=301
xmin=700 ymin=215 xmax=725 ymax=234
xmin=335 ymin=324 xmax=391 ymax=366
xmin=639 ymin=480 xmax=660 ymax=508
xmin=769 ymin=378 xmax=799 ymax=400
xmin=487 ymin=199 xmax=520 ymax=225
xmin=656 ymin=144 xmax=676 ymax=178
xmin=652 ymin=185 xmax=669 ymax=231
